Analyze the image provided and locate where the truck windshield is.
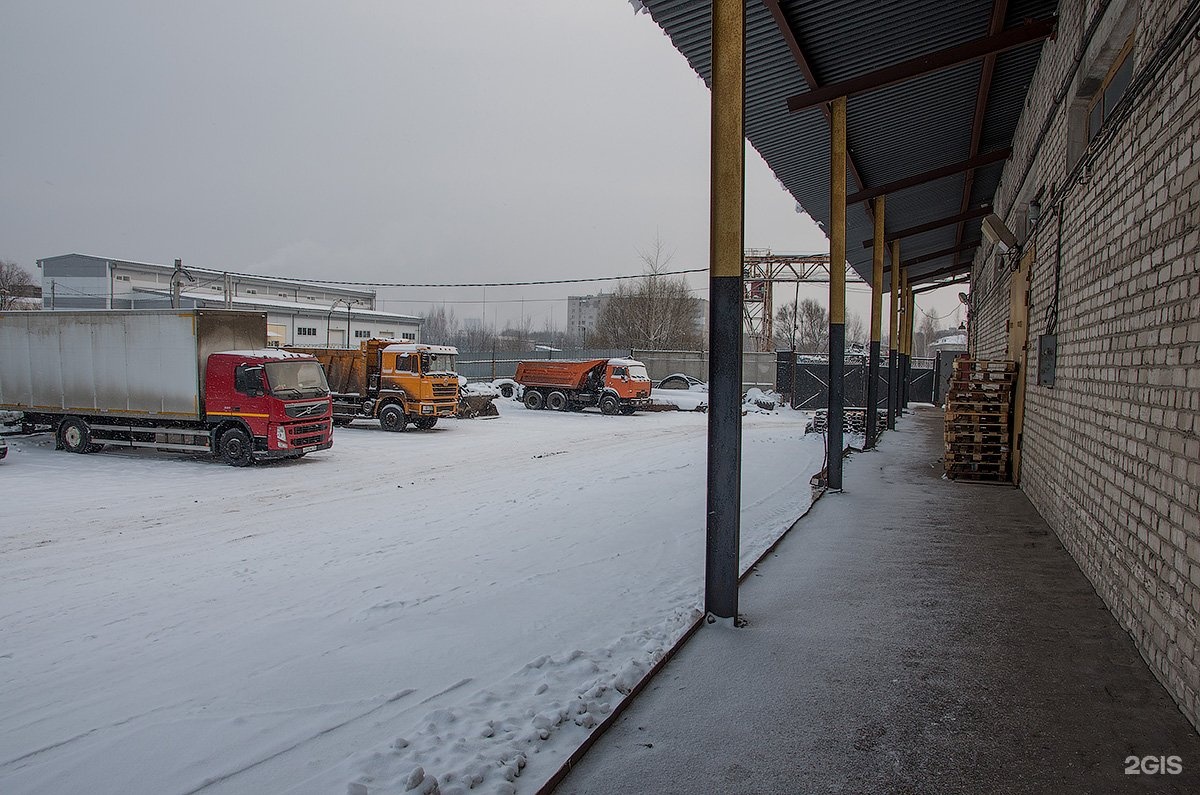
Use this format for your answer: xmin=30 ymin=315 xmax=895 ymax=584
xmin=421 ymin=353 xmax=456 ymax=375
xmin=264 ymin=360 xmax=330 ymax=398
xmin=628 ymin=365 xmax=650 ymax=380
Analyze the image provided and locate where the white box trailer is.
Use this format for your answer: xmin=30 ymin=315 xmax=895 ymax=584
xmin=0 ymin=309 xmax=334 ymax=465
xmin=0 ymin=309 xmax=264 ymax=419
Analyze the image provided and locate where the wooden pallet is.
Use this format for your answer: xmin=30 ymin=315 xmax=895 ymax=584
xmin=946 ymin=468 xmax=1012 ymax=482
xmin=953 ymin=360 xmax=1016 ymax=373
xmin=945 ymin=431 xmax=1008 ymax=444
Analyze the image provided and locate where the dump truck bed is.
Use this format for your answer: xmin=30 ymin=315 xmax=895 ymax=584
xmin=514 ymin=359 xmax=607 ymax=391
xmin=285 ymin=346 xmax=368 ymax=395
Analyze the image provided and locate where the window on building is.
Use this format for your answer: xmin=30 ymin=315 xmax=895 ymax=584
xmin=354 ymin=330 xmax=371 ymax=338
xmin=246 ymin=289 xmax=257 ymax=295
xmin=295 ymin=327 xmax=317 ymax=337
xmin=401 ymin=333 xmax=416 ymax=341
xmin=279 ymin=293 xmax=288 ymax=298
xmin=377 ymin=330 xmax=394 ymax=338
xmin=1087 ymin=34 xmax=1134 ymax=142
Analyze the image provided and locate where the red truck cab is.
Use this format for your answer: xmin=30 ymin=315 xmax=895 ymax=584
xmin=204 ymin=350 xmax=334 ymax=464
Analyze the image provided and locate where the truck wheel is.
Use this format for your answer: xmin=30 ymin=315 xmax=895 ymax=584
xmin=58 ymin=417 xmax=94 ymax=454
xmin=219 ymin=427 xmax=254 ymax=467
xmin=524 ymin=390 xmax=545 ymax=410
xmin=379 ymin=404 xmax=407 ymax=432
xmin=620 ymin=406 xmax=636 ymax=415
xmin=414 ymin=417 xmax=438 ymax=430
xmin=546 ymin=391 xmax=568 ymax=411
xmin=599 ymin=395 xmax=620 ymax=415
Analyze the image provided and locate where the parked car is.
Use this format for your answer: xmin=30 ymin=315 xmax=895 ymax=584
xmin=655 ymin=373 xmax=708 ymax=391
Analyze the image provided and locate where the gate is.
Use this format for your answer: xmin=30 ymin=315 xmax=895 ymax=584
xmin=778 ymin=352 xmax=932 ymax=409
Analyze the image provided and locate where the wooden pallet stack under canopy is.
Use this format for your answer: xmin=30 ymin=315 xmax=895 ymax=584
xmin=944 ymin=359 xmax=1016 ymax=482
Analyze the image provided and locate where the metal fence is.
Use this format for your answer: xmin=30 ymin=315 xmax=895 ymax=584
xmin=775 ymin=352 xmax=934 ymax=409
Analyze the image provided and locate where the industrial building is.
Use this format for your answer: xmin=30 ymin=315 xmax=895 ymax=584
xmin=36 ymin=254 xmax=421 ymax=347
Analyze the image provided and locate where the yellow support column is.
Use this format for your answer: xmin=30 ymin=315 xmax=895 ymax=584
xmin=827 ymin=95 xmax=847 ymax=490
xmin=888 ymin=241 xmax=900 ymax=428
xmin=704 ymin=0 xmax=745 ymax=623
xmin=866 ymin=196 xmax=884 ymax=448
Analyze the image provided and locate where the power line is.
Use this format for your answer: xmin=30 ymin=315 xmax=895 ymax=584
xmin=204 ymin=267 xmax=709 ymax=289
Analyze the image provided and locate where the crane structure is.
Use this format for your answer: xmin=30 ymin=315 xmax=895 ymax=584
xmin=741 ymin=250 xmax=865 ymax=352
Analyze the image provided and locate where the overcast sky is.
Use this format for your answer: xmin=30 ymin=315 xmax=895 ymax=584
xmin=0 ymin=1 xmax=962 ymax=332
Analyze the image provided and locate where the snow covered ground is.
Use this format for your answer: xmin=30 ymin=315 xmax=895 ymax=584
xmin=0 ymin=400 xmax=823 ymax=794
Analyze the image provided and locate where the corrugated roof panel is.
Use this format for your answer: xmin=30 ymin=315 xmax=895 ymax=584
xmin=642 ymin=0 xmax=1058 ymax=285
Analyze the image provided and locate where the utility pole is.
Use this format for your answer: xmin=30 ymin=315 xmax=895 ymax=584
xmin=170 ymin=258 xmax=195 ymax=309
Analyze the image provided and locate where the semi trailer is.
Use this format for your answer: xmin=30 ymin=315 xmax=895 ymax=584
xmin=0 ymin=309 xmax=333 ymax=465
xmin=514 ymin=358 xmax=652 ymax=415
xmin=285 ymin=339 xmax=459 ymax=431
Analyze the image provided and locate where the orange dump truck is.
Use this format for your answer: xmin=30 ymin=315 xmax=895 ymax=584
xmin=286 ymin=339 xmax=459 ymax=431
xmin=515 ymin=358 xmax=652 ymax=415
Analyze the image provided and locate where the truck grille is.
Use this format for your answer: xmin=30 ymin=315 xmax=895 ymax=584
xmin=432 ymin=384 xmax=458 ymax=398
xmin=285 ymin=401 xmax=328 ymax=419
xmin=290 ymin=422 xmax=328 ymax=447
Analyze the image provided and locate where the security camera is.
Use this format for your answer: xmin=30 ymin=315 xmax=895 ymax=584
xmin=981 ymin=213 xmax=1018 ymax=254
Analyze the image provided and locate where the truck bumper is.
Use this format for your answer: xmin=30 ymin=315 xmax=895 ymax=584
xmin=419 ymin=400 xmax=459 ymax=418
xmin=258 ymin=438 xmax=333 ymax=459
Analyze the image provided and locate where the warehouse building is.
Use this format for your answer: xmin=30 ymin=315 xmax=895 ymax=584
xmin=36 ymin=254 xmax=421 ymax=347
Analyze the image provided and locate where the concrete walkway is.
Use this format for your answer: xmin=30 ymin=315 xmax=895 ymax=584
xmin=557 ymin=407 xmax=1200 ymax=794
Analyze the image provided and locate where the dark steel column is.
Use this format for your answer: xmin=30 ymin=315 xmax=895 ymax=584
xmin=865 ymin=196 xmax=884 ymax=448
xmin=887 ymin=242 xmax=899 ymax=429
xmin=704 ymin=0 xmax=744 ymax=623
xmin=827 ymin=95 xmax=847 ymax=490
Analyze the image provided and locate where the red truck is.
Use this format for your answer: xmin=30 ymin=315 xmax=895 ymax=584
xmin=0 ymin=309 xmax=333 ymax=466
xmin=515 ymin=358 xmax=652 ymax=415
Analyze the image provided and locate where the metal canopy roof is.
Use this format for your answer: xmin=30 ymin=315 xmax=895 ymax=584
xmin=640 ymin=0 xmax=1058 ymax=286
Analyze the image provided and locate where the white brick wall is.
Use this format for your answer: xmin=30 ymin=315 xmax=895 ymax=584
xmin=970 ymin=0 xmax=1200 ymax=729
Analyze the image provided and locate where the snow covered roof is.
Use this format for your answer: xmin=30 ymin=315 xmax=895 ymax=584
xmin=608 ymin=358 xmax=646 ymax=367
xmin=383 ymin=343 xmax=459 ymax=356
xmin=930 ymin=334 xmax=968 ymax=348
xmin=217 ymin=349 xmax=317 ymax=360
xmin=133 ymin=288 xmax=421 ymax=323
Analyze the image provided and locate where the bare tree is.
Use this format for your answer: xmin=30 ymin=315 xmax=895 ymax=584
xmin=590 ymin=236 xmax=701 ymax=349
xmin=914 ymin=312 xmax=939 ymax=358
xmin=422 ymin=304 xmax=461 ymax=343
xmin=773 ymin=300 xmax=800 ymax=350
xmin=458 ymin=317 xmax=496 ymax=351
xmin=498 ymin=315 xmax=535 ymax=351
xmin=795 ymin=298 xmax=829 ymax=353
xmin=846 ymin=312 xmax=868 ymax=346
xmin=0 ymin=260 xmax=37 ymax=310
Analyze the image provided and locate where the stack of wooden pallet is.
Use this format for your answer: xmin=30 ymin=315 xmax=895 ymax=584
xmin=812 ymin=407 xmax=866 ymax=435
xmin=944 ymin=359 xmax=1015 ymax=482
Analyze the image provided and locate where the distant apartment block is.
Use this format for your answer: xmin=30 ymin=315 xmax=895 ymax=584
xmin=566 ymin=293 xmax=612 ymax=339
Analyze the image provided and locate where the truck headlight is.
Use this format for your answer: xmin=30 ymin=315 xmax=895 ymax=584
xmin=276 ymin=426 xmax=288 ymax=447
xmin=422 ymin=405 xmax=434 ymax=414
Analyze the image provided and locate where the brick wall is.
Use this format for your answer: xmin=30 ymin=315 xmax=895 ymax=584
xmin=970 ymin=0 xmax=1200 ymax=729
